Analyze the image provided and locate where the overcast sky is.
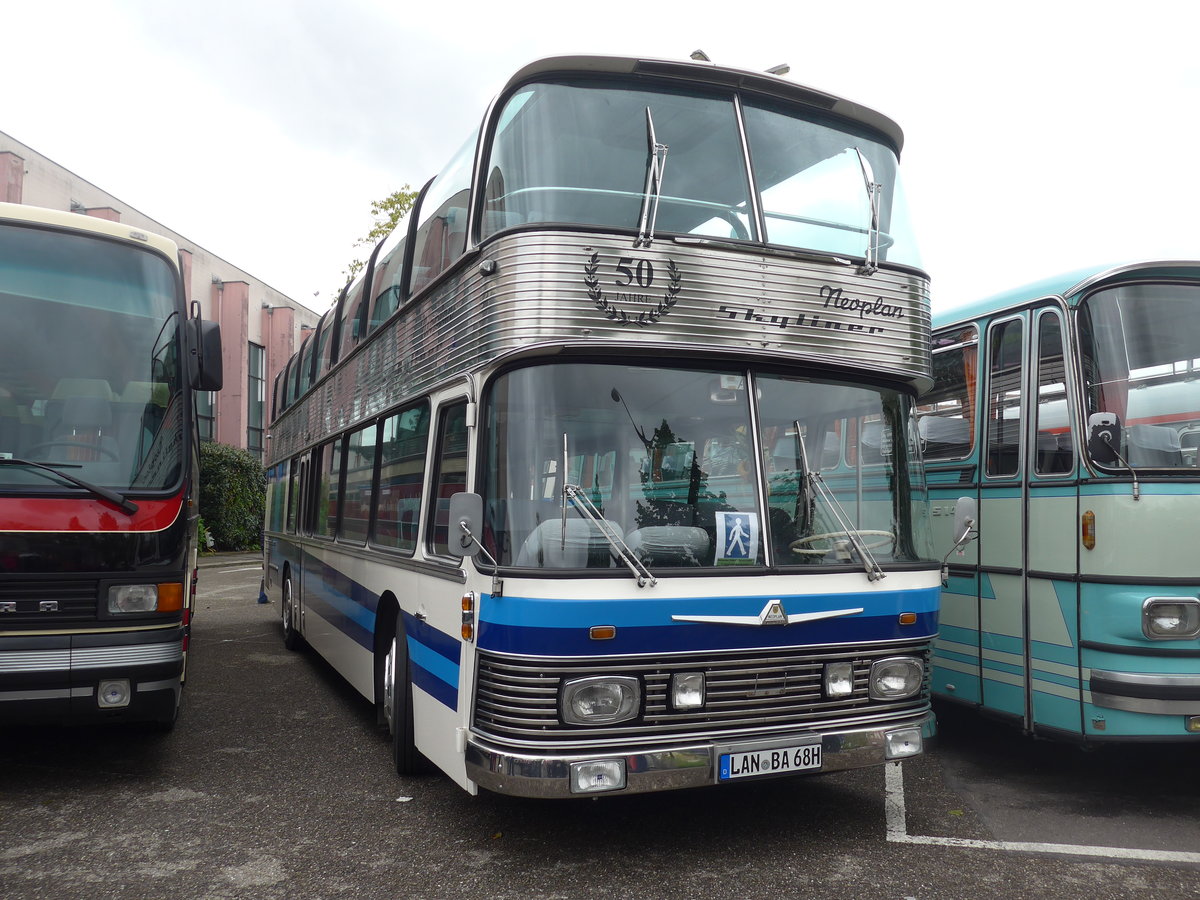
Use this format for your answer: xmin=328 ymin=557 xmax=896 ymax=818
xmin=5 ymin=1 xmax=1197 ymax=316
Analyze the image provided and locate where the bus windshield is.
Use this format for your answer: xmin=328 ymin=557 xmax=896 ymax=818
xmin=482 ymin=362 xmax=932 ymax=571
xmin=0 ymin=223 xmax=184 ymax=492
xmin=481 ymin=79 xmax=920 ymax=267
xmin=1078 ymin=282 xmax=1200 ymax=468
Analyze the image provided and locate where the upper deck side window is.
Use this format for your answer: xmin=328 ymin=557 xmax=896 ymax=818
xmin=409 ymin=134 xmax=477 ymax=297
xmin=479 ymin=80 xmax=754 ymax=244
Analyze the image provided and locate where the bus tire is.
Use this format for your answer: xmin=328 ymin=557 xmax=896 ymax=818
xmin=281 ymin=571 xmax=302 ymax=651
xmin=384 ymin=626 xmax=423 ymax=776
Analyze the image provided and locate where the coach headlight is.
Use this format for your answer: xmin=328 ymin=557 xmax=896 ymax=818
xmin=868 ymin=657 xmax=924 ymax=700
xmin=1143 ymin=598 xmax=1200 ymax=640
xmin=107 ymin=583 xmax=184 ymax=614
xmin=561 ymin=675 xmax=640 ymax=725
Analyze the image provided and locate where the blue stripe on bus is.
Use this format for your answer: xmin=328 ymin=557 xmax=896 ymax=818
xmin=477 ymin=588 xmax=938 ymax=656
xmin=403 ymin=612 xmax=461 ymax=712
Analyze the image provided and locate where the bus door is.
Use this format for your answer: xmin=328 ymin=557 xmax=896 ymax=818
xmin=1024 ymin=307 xmax=1083 ymax=735
xmin=978 ymin=314 xmax=1029 ymax=724
xmin=923 ymin=326 xmax=982 ymax=706
xmin=409 ymin=397 xmax=472 ymax=787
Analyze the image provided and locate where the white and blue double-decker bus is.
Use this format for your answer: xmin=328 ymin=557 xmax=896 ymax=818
xmin=922 ymin=261 xmax=1200 ymax=742
xmin=263 ymin=54 xmax=940 ymax=796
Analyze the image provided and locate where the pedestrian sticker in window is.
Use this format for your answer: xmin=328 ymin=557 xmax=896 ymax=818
xmin=715 ymin=511 xmax=758 ymax=565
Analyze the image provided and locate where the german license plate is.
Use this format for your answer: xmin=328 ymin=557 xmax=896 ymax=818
xmin=718 ymin=741 xmax=822 ymax=781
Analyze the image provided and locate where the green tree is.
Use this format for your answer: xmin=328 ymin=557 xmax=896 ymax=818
xmin=342 ymin=186 xmax=418 ymax=288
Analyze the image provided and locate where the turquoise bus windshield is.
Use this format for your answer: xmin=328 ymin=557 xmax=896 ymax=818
xmin=1078 ymin=281 xmax=1200 ymax=468
xmin=481 ymin=79 xmax=921 ymax=268
xmin=482 ymin=362 xmax=932 ymax=571
xmin=0 ymin=223 xmax=184 ymax=492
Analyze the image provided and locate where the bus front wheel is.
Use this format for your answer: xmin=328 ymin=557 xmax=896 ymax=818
xmin=383 ymin=631 xmax=422 ymax=776
xmin=281 ymin=574 xmax=301 ymax=650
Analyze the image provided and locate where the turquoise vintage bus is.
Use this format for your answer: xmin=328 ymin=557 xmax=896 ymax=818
xmin=921 ymin=261 xmax=1200 ymax=742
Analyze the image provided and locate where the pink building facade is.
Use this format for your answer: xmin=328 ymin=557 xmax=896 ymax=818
xmin=0 ymin=129 xmax=320 ymax=458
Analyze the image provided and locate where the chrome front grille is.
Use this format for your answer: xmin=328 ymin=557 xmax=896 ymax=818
xmin=473 ymin=643 xmax=930 ymax=749
xmin=0 ymin=579 xmax=99 ymax=626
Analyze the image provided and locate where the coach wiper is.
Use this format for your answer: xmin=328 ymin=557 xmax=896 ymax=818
xmin=0 ymin=458 xmax=138 ymax=514
xmin=634 ymin=107 xmax=669 ymax=248
xmin=854 ymin=148 xmax=880 ymax=276
xmin=560 ymin=433 xmax=656 ymax=588
xmin=794 ymin=423 xmax=885 ymax=582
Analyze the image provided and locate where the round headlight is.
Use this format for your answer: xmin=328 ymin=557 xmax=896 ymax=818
xmin=561 ymin=676 xmax=640 ymax=725
xmin=869 ymin=657 xmax=924 ymax=700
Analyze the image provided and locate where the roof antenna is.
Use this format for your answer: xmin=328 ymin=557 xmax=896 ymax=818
xmin=765 ymin=63 xmax=790 ymax=75
xmin=690 ymin=50 xmax=710 ymax=61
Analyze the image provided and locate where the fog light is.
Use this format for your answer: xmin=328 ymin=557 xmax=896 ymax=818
xmin=1143 ymin=598 xmax=1200 ymax=640
xmin=98 ymin=679 xmax=131 ymax=708
xmin=671 ymin=672 xmax=705 ymax=710
xmin=561 ymin=676 xmax=640 ymax=725
xmin=885 ymin=727 xmax=922 ymax=759
xmin=570 ymin=759 xmax=626 ymax=794
xmin=869 ymin=657 xmax=924 ymax=700
xmin=824 ymin=661 xmax=854 ymax=698
xmin=1187 ymin=716 xmax=1200 ymax=734
xmin=108 ymin=584 xmax=158 ymax=614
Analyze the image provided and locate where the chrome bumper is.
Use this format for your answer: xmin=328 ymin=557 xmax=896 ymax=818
xmin=466 ymin=713 xmax=937 ymax=799
xmin=1090 ymin=670 xmax=1200 ymax=716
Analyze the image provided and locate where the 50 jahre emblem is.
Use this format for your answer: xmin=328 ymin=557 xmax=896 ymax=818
xmin=584 ymin=250 xmax=681 ymax=326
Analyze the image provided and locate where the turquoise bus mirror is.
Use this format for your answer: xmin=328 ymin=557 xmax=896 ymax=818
xmin=447 ymin=492 xmax=483 ymax=558
xmin=1088 ymin=412 xmax=1121 ymax=463
xmin=952 ymin=496 xmax=977 ymax=550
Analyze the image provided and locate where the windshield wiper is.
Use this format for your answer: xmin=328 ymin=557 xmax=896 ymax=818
xmin=634 ymin=107 xmax=669 ymax=248
xmin=0 ymin=458 xmax=139 ymax=515
xmin=795 ymin=422 xmax=885 ymax=582
xmin=559 ymin=433 xmax=656 ymax=588
xmin=854 ymin=147 xmax=881 ymax=276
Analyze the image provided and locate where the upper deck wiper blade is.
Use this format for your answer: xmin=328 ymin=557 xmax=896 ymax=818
xmin=0 ymin=458 xmax=139 ymax=515
xmin=635 ymin=107 xmax=669 ymax=248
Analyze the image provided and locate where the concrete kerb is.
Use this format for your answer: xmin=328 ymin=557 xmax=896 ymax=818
xmin=197 ymin=552 xmax=261 ymax=570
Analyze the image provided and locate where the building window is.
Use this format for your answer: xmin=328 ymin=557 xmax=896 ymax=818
xmin=248 ymin=342 xmax=265 ymax=458
xmin=196 ymin=391 xmax=215 ymax=442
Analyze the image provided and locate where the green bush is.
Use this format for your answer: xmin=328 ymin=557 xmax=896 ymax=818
xmin=199 ymin=442 xmax=265 ymax=551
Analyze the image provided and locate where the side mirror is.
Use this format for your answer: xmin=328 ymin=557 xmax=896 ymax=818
xmin=188 ymin=319 xmax=223 ymax=392
xmin=1087 ymin=412 xmax=1120 ymax=464
xmin=942 ymin=496 xmax=978 ymax=586
xmin=447 ymin=492 xmax=483 ymax=558
xmin=951 ymin=496 xmax=978 ymax=550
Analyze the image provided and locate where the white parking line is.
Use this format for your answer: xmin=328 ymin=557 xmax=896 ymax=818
xmin=885 ymin=762 xmax=1200 ymax=864
xmin=207 ymin=566 xmax=262 ymax=574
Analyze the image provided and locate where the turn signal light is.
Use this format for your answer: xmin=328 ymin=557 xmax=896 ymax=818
xmin=461 ymin=592 xmax=475 ymax=642
xmin=1081 ymin=510 xmax=1096 ymax=550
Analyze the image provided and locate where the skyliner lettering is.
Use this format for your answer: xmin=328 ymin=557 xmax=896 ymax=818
xmin=717 ymin=303 xmax=887 ymax=335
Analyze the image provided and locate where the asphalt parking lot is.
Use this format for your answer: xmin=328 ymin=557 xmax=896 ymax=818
xmin=1 ymin=554 xmax=1197 ymax=899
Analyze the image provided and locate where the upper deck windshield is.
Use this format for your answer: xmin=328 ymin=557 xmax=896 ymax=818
xmin=480 ymin=78 xmax=920 ymax=268
xmin=482 ymin=362 xmax=933 ymax=573
xmin=1078 ymin=281 xmax=1200 ymax=469
xmin=0 ymin=223 xmax=184 ymax=493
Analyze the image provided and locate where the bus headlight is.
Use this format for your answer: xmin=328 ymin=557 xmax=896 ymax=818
xmin=561 ymin=676 xmax=640 ymax=725
xmin=868 ymin=657 xmax=924 ymax=700
xmin=1143 ymin=598 xmax=1200 ymax=640
xmin=107 ymin=583 xmax=184 ymax=614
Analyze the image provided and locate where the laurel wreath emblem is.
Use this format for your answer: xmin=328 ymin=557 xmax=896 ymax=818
xmin=584 ymin=253 xmax=681 ymax=327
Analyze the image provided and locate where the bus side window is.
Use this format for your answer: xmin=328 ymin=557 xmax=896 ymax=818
xmin=375 ymin=403 xmax=430 ymax=554
xmin=1034 ymin=313 xmax=1074 ymax=475
xmin=985 ymin=318 xmax=1023 ymax=477
xmin=427 ymin=401 xmax=470 ymax=558
xmin=918 ymin=327 xmax=978 ymax=461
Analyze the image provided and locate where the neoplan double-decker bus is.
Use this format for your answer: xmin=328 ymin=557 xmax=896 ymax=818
xmin=921 ymin=261 xmax=1200 ymax=742
xmin=0 ymin=203 xmax=222 ymax=729
xmin=264 ymin=55 xmax=943 ymax=797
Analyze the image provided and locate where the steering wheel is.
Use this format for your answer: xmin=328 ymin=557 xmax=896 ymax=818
xmin=25 ymin=441 xmax=120 ymax=461
xmin=790 ymin=530 xmax=895 ymax=556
